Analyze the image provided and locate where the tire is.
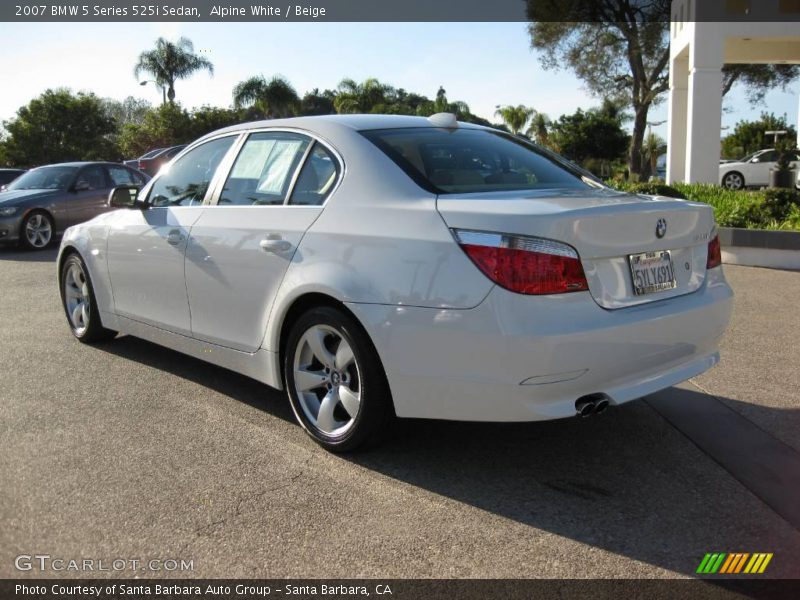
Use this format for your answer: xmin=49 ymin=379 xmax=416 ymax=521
xmin=60 ymin=253 xmax=117 ymax=343
xmin=722 ymin=171 xmax=745 ymax=190
xmin=284 ymin=306 xmax=393 ymax=452
xmin=20 ymin=210 xmax=55 ymax=250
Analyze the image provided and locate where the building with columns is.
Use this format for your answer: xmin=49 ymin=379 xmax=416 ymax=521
xmin=667 ymin=0 xmax=800 ymax=184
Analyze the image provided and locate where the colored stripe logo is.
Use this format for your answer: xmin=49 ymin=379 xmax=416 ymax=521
xmin=697 ymin=553 xmax=773 ymax=574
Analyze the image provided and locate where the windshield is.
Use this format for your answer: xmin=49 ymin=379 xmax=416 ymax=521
xmin=361 ymin=127 xmax=589 ymax=194
xmin=7 ymin=166 xmax=78 ymax=191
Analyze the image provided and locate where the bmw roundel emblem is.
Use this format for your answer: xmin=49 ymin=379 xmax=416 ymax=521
xmin=656 ymin=218 xmax=667 ymax=239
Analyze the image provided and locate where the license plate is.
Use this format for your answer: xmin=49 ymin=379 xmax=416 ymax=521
xmin=629 ymin=250 xmax=676 ymax=296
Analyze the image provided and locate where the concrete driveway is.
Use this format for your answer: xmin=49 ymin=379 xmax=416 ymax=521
xmin=1 ymin=248 xmax=798 ymax=579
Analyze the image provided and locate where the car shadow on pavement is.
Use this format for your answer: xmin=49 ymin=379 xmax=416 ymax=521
xmin=96 ymin=335 xmax=297 ymax=425
xmin=344 ymin=393 xmax=800 ymax=578
xmin=92 ymin=335 xmax=800 ymax=578
xmin=0 ymin=246 xmax=58 ymax=262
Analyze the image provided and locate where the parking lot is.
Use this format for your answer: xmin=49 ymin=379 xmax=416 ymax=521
xmin=1 ymin=247 xmax=799 ymax=579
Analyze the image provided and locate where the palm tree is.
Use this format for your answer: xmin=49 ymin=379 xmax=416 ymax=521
xmin=232 ymin=75 xmax=300 ymax=118
xmin=526 ymin=112 xmax=551 ymax=146
xmin=133 ymin=37 xmax=213 ymax=104
xmin=333 ymin=78 xmax=394 ymax=114
xmin=642 ymin=132 xmax=667 ymax=178
xmin=494 ymin=105 xmax=535 ymax=135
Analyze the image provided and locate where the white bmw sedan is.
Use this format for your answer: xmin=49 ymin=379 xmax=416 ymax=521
xmin=58 ymin=114 xmax=733 ymax=451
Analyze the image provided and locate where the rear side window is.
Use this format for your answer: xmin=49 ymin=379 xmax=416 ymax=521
xmin=361 ymin=128 xmax=589 ymax=194
xmin=289 ymin=144 xmax=339 ymax=206
xmin=219 ymin=132 xmax=310 ymax=206
xmin=108 ymin=165 xmax=138 ymax=186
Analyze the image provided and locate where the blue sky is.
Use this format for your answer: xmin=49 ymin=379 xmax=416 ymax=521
xmin=0 ymin=21 xmax=797 ymax=141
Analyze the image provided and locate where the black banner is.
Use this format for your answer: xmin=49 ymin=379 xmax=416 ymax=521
xmin=3 ymin=580 xmax=800 ymax=600
xmin=3 ymin=0 xmax=800 ymax=22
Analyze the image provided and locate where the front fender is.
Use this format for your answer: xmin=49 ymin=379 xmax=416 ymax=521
xmin=58 ymin=221 xmax=115 ymax=327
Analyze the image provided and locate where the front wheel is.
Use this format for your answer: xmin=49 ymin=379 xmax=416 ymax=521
xmin=284 ymin=306 xmax=393 ymax=452
xmin=722 ymin=171 xmax=744 ymax=190
xmin=60 ymin=253 xmax=117 ymax=343
xmin=20 ymin=211 xmax=54 ymax=250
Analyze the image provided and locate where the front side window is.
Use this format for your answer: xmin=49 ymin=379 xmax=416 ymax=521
xmin=219 ymin=132 xmax=310 ymax=206
xmin=362 ymin=128 xmax=590 ymax=194
xmin=148 ymin=136 xmax=236 ymax=207
xmin=289 ymin=145 xmax=340 ymax=206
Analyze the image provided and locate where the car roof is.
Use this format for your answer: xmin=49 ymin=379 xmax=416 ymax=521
xmin=196 ymin=114 xmax=486 ymax=143
xmin=30 ymin=161 xmax=125 ymax=169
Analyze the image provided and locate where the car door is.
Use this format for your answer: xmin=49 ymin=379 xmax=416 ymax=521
xmin=748 ymin=150 xmax=777 ymax=187
xmin=106 ymin=135 xmax=239 ymax=335
xmin=184 ymin=131 xmax=340 ymax=352
xmin=57 ymin=165 xmax=110 ymax=228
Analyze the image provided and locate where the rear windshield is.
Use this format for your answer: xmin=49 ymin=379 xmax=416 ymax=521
xmin=361 ymin=127 xmax=590 ymax=194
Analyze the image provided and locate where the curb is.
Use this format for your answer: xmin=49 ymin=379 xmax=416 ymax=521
xmin=719 ymin=227 xmax=800 ymax=271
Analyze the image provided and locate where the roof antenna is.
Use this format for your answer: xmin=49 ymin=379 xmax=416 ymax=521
xmin=427 ymin=113 xmax=459 ymax=128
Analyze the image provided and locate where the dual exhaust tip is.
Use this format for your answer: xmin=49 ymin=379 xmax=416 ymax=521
xmin=575 ymin=395 xmax=611 ymax=418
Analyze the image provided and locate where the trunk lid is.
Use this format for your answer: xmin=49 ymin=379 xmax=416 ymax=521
xmin=437 ymin=188 xmax=716 ymax=309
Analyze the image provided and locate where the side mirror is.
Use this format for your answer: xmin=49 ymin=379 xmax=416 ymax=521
xmin=108 ymin=185 xmax=142 ymax=209
xmin=751 ymin=158 xmax=761 ymax=163
xmin=73 ymin=180 xmax=91 ymax=192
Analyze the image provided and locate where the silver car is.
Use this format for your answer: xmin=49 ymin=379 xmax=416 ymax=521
xmin=0 ymin=162 xmax=148 ymax=249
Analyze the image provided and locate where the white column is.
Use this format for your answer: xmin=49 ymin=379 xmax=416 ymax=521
xmin=685 ymin=65 xmax=723 ymax=184
xmin=684 ymin=24 xmax=724 ymax=185
xmin=667 ymin=53 xmax=689 ymax=184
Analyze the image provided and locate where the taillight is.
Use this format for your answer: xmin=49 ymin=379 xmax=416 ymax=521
xmin=453 ymin=229 xmax=589 ymax=295
xmin=706 ymin=235 xmax=722 ymax=269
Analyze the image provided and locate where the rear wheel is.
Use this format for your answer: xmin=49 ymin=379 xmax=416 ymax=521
xmin=722 ymin=171 xmax=744 ymax=190
xmin=60 ymin=253 xmax=117 ymax=343
xmin=20 ymin=211 xmax=54 ymax=250
xmin=284 ymin=306 xmax=393 ymax=452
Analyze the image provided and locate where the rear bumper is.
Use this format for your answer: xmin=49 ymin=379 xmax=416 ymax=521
xmin=347 ymin=268 xmax=733 ymax=421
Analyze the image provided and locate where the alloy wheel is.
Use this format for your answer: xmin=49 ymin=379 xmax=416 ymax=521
xmin=292 ymin=324 xmax=361 ymax=436
xmin=25 ymin=213 xmax=52 ymax=248
xmin=723 ymin=173 xmax=743 ymax=190
xmin=64 ymin=262 xmax=91 ymax=335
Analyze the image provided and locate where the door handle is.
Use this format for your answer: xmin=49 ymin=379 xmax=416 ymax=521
xmin=166 ymin=230 xmax=186 ymax=246
xmin=260 ymin=238 xmax=293 ymax=253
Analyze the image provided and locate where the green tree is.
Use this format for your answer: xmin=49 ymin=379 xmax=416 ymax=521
xmin=300 ymin=88 xmax=337 ymax=115
xmin=2 ymin=88 xmax=118 ymax=166
xmin=233 ymin=75 xmax=300 ymax=118
xmin=549 ymin=102 xmax=631 ymax=166
xmin=103 ymin=96 xmax=152 ymax=127
xmin=117 ymin=102 xmax=193 ymax=158
xmin=188 ymin=106 xmax=244 ymax=139
xmin=527 ymin=0 xmax=800 ymax=178
xmin=721 ymin=113 xmax=797 ymax=159
xmin=134 ymin=37 xmax=214 ymax=104
xmin=494 ymin=105 xmax=535 ymax=134
xmin=526 ymin=112 xmax=551 ymax=146
xmin=333 ymin=78 xmax=395 ymax=114
xmin=642 ymin=132 xmax=667 ymax=178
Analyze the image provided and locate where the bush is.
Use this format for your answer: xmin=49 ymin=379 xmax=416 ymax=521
xmin=762 ymin=188 xmax=800 ymax=221
xmin=608 ymin=181 xmax=687 ymax=199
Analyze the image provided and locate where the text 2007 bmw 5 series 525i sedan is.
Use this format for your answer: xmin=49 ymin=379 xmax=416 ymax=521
xmin=57 ymin=113 xmax=733 ymax=451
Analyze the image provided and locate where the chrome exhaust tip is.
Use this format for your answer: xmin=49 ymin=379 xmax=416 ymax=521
xmin=594 ymin=399 xmax=610 ymax=414
xmin=575 ymin=400 xmax=595 ymax=418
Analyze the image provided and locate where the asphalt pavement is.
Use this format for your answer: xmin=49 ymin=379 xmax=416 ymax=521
xmin=1 ymin=247 xmax=799 ymax=579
